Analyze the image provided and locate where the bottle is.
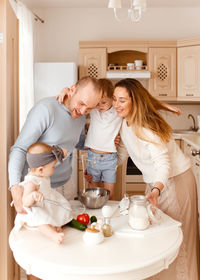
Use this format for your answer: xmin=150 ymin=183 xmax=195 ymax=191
xmin=102 ymin=217 xmax=113 ymax=237
xmin=101 ymin=206 xmax=113 ymax=237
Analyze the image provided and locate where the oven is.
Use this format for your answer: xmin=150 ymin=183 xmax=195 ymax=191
xmin=125 ymin=157 xmax=145 ymax=194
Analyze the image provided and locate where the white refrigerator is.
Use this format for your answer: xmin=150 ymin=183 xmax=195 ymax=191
xmin=34 ymin=62 xmax=78 ymax=190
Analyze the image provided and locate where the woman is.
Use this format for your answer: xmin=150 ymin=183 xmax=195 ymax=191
xmin=113 ymin=78 xmax=199 ymax=280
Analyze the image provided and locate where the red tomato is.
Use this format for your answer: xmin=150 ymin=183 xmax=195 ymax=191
xmin=77 ymin=213 xmax=90 ymax=226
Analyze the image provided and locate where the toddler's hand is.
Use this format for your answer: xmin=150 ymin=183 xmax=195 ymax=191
xmin=84 ymin=169 xmax=92 ymax=183
xmin=56 ymin=87 xmax=70 ymax=104
xmin=32 ymin=191 xmax=44 ymax=203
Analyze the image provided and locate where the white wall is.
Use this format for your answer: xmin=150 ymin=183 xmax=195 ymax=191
xmin=33 ymin=7 xmax=200 ymax=130
xmin=33 ymin=7 xmax=200 ymax=62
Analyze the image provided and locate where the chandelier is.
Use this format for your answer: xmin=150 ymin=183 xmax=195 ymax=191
xmin=108 ymin=0 xmax=147 ymax=22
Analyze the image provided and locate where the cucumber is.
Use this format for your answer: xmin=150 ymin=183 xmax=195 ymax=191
xmin=68 ymin=219 xmax=87 ymax=231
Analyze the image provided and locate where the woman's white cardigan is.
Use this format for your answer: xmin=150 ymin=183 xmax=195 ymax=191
xmin=117 ymin=119 xmax=191 ymax=187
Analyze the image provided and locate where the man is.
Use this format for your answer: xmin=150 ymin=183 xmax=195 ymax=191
xmin=9 ymin=76 xmax=102 ymax=214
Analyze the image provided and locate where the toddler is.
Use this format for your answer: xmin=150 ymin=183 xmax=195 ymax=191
xmin=14 ymin=142 xmax=73 ymax=244
xmin=84 ymin=79 xmax=122 ymax=199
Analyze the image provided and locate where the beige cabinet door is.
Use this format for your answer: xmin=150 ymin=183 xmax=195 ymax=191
xmin=178 ymin=46 xmax=200 ymax=101
xmin=79 ymin=48 xmax=107 ymax=79
xmin=148 ymin=48 xmax=176 ymax=100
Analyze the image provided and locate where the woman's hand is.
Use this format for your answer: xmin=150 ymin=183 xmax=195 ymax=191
xmin=146 ymin=189 xmax=159 ymax=207
xmin=169 ymin=105 xmax=182 ymax=115
xmin=114 ymin=134 xmax=121 ymax=147
xmin=146 ymin=183 xmax=163 ymax=207
xmin=56 ymin=87 xmax=70 ymax=104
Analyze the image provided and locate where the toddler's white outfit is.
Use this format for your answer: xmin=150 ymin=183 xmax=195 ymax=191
xmin=85 ymin=107 xmax=122 ymax=153
xmin=84 ymin=107 xmax=122 ymax=183
xmin=14 ymin=174 xmax=73 ymax=231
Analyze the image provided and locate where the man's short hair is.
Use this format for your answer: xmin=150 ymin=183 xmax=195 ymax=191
xmin=75 ymin=76 xmax=101 ymax=94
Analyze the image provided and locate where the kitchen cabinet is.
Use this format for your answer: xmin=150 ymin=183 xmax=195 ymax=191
xmin=148 ymin=48 xmax=176 ymax=100
xmin=177 ymin=45 xmax=200 ymax=101
xmin=193 ymin=157 xmax=200 ymax=232
xmin=183 ymin=140 xmax=200 ymax=233
xmin=79 ymin=48 xmax=107 ymax=79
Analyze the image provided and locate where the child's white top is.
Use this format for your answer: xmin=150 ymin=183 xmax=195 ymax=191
xmin=85 ymin=107 xmax=122 ymax=153
xmin=118 ymin=119 xmax=191 ymax=187
xmin=14 ymin=174 xmax=73 ymax=230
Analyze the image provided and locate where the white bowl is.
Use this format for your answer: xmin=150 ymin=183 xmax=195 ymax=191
xmin=83 ymin=229 xmax=104 ymax=245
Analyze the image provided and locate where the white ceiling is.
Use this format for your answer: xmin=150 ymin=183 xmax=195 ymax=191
xmin=24 ymin=0 xmax=200 ymax=9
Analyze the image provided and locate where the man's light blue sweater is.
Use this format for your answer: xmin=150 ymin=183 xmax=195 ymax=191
xmin=8 ymin=97 xmax=86 ymax=188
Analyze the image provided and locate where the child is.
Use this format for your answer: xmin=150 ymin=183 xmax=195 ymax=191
xmin=84 ymin=79 xmax=122 ymax=199
xmin=14 ymin=142 xmax=73 ymax=244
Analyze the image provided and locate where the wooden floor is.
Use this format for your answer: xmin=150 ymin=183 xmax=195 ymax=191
xmin=20 ymin=268 xmax=27 ymax=280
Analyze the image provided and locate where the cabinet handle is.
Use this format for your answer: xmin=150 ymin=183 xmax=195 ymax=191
xmin=196 ymin=163 xmax=200 ymax=167
xmin=186 ymin=93 xmax=194 ymax=96
xmin=191 ymin=149 xmax=200 ymax=156
xmin=159 ymin=94 xmax=167 ymax=96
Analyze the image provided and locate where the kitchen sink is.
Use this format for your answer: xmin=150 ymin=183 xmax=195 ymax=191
xmin=173 ymin=129 xmax=197 ymax=134
xmin=182 ymin=134 xmax=200 ymax=150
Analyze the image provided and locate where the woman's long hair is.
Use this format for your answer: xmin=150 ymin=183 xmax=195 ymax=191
xmin=114 ymin=78 xmax=174 ymax=143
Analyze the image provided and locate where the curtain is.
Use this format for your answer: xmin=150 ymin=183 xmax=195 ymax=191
xmin=9 ymin=0 xmax=35 ymax=129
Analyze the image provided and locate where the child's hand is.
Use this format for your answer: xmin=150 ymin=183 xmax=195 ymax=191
xmin=84 ymin=169 xmax=92 ymax=183
xmin=32 ymin=191 xmax=44 ymax=203
xmin=62 ymin=148 xmax=68 ymax=158
xmin=56 ymin=87 xmax=70 ymax=104
xmin=114 ymin=134 xmax=121 ymax=147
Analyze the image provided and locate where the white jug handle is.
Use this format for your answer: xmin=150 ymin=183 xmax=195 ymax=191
xmin=147 ymin=203 xmax=162 ymax=224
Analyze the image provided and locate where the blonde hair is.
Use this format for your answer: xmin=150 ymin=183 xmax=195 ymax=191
xmin=98 ymin=78 xmax=114 ymax=99
xmin=114 ymin=79 xmax=173 ymax=143
xmin=27 ymin=142 xmax=53 ymax=154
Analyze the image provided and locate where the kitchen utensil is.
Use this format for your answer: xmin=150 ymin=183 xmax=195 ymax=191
xmin=83 ymin=225 xmax=104 ymax=245
xmin=128 ymin=195 xmax=161 ymax=230
xmin=134 ymin=60 xmax=143 ymax=70
xmin=127 ymin=63 xmax=134 ymax=70
xmin=79 ymin=187 xmax=110 ymax=209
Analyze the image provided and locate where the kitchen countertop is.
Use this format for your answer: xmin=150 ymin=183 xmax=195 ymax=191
xmin=173 ymin=131 xmax=200 ymax=149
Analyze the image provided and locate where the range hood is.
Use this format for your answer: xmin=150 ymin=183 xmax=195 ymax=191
xmin=106 ymin=70 xmax=151 ymax=80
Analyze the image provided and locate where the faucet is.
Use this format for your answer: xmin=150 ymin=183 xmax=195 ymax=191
xmin=188 ymin=114 xmax=198 ymax=131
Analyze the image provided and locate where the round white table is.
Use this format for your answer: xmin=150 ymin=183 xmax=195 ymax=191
xmin=9 ymin=202 xmax=183 ymax=280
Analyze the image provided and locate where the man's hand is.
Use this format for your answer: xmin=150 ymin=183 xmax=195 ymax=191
xmin=11 ymin=185 xmax=27 ymax=214
xmin=84 ymin=169 xmax=92 ymax=183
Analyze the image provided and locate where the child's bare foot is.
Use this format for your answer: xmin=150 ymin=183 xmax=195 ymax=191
xmin=52 ymin=231 xmax=65 ymax=244
xmin=55 ymin=226 xmax=62 ymax=233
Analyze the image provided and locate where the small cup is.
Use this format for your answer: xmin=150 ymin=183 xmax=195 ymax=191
xmin=83 ymin=227 xmax=104 ymax=245
xmin=134 ymin=60 xmax=143 ymax=70
xmin=127 ymin=63 xmax=134 ymax=70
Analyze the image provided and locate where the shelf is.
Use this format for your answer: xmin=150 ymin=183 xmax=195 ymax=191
xmin=106 ymin=70 xmax=151 ymax=79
